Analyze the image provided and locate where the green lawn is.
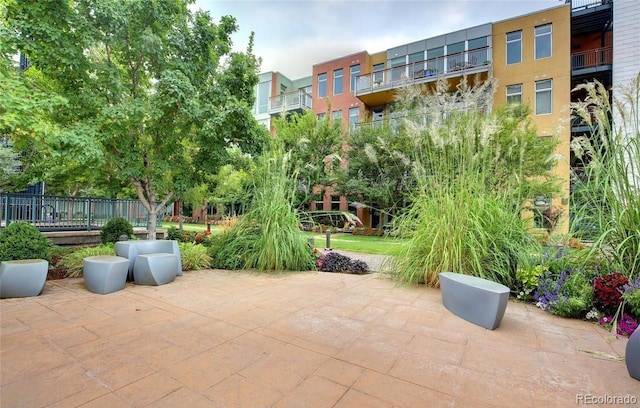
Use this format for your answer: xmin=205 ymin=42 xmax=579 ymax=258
xmin=161 ymin=222 xmax=404 ymax=255
xmin=303 ymin=232 xmax=403 ymax=255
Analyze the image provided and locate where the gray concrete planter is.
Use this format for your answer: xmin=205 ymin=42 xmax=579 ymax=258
xmin=439 ymin=272 xmax=510 ymax=330
xmin=627 ymin=327 xmax=640 ymax=381
xmin=0 ymin=259 xmax=49 ymax=298
xmin=83 ymin=255 xmax=129 ymax=294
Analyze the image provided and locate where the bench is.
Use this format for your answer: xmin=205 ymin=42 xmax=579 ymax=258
xmin=83 ymin=255 xmax=129 ymax=294
xmin=115 ymin=240 xmax=182 ymax=281
xmin=133 ymin=253 xmax=178 ymax=286
xmin=439 ymin=272 xmax=510 ymax=330
xmin=0 ymin=259 xmax=48 ymax=298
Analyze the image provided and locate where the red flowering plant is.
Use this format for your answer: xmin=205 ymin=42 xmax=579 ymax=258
xmin=593 ymin=272 xmax=628 ymax=316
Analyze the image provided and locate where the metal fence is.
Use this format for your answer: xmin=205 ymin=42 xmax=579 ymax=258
xmin=0 ymin=193 xmax=163 ymax=231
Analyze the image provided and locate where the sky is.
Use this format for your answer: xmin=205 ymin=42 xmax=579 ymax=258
xmin=194 ymin=0 xmax=564 ymax=79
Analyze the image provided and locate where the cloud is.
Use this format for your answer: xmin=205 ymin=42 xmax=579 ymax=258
xmin=196 ymin=0 xmax=562 ymax=78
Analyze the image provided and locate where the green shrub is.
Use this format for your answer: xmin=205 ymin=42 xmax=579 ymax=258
xmin=178 ymin=242 xmax=212 ymax=271
xmin=0 ymin=222 xmax=51 ymax=262
xmin=58 ymin=244 xmax=116 ymax=278
xmin=100 ymin=217 xmax=134 ymax=244
xmin=166 ymin=226 xmax=184 ymax=241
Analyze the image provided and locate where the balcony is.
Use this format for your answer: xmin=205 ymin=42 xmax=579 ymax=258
xmin=268 ymin=89 xmax=312 ymax=116
xmin=355 ymin=47 xmax=491 ymax=106
xmin=571 ymin=47 xmax=612 ymax=76
xmin=569 ymin=0 xmax=612 ymax=36
xmin=568 ymin=0 xmax=612 ymax=13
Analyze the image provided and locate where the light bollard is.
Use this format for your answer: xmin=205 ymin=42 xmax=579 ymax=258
xmin=325 ymin=229 xmax=332 ymax=251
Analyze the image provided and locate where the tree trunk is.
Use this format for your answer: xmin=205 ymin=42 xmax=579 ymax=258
xmin=131 ymin=177 xmax=173 ymax=240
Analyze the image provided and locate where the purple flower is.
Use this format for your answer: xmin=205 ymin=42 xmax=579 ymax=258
xmin=616 ymin=314 xmax=638 ymax=336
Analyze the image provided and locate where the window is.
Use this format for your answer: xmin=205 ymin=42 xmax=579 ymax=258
xmin=506 ymin=30 xmax=522 ymax=65
xmin=317 ymin=112 xmax=326 ymax=121
xmin=506 ymin=84 xmax=522 ymax=104
xmin=535 ymin=24 xmax=552 ymax=59
xmin=408 ymin=52 xmax=424 ymax=77
xmin=427 ymin=46 xmax=444 ymax=73
xmin=447 ymin=41 xmax=465 ymax=71
xmin=390 ymin=56 xmax=405 ymax=83
xmin=468 ymin=36 xmax=489 ymax=65
xmin=257 ymin=81 xmax=269 ymax=114
xmin=350 ymin=65 xmax=360 ymax=92
xmin=280 ymin=84 xmax=287 ymax=94
xmin=372 ymin=106 xmax=384 ymax=122
xmin=333 ymin=68 xmax=343 ymax=95
xmin=535 ymin=79 xmax=552 ymax=115
xmin=332 ymin=109 xmax=342 ymax=122
xmin=373 ymin=63 xmax=385 ymax=85
xmin=301 ymin=85 xmax=312 ymax=108
xmin=349 ymin=107 xmax=359 ymax=128
xmin=318 ymin=73 xmax=327 ymax=98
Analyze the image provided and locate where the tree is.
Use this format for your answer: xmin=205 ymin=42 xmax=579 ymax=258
xmin=4 ymin=0 xmax=264 ymax=238
xmin=272 ymin=110 xmax=344 ymax=208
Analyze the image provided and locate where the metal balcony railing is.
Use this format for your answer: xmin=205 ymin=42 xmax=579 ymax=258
xmin=355 ymin=47 xmax=492 ymax=96
xmin=0 ymin=193 xmax=164 ymax=231
xmin=567 ymin=0 xmax=612 ymax=12
xmin=571 ymin=47 xmax=612 ymax=70
xmin=268 ymin=89 xmax=312 ymax=115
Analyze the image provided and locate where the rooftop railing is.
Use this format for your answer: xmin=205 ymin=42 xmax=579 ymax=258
xmin=268 ymin=89 xmax=312 ymax=115
xmin=567 ymin=0 xmax=612 ymax=12
xmin=571 ymin=47 xmax=612 ymax=70
xmin=355 ymin=47 xmax=491 ymax=96
xmin=0 ymin=193 xmax=164 ymax=231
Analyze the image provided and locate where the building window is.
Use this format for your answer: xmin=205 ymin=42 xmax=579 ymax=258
xmin=349 ymin=107 xmax=359 ymax=128
xmin=318 ymin=73 xmax=327 ymax=98
xmin=427 ymin=46 xmax=444 ymax=73
xmin=280 ymin=84 xmax=287 ymax=94
xmin=373 ymin=63 xmax=385 ymax=85
xmin=468 ymin=36 xmax=489 ymax=65
xmin=447 ymin=41 xmax=465 ymax=71
xmin=506 ymin=84 xmax=522 ymax=104
xmin=372 ymin=106 xmax=384 ymax=122
xmin=408 ymin=52 xmax=424 ymax=78
xmin=535 ymin=79 xmax=552 ymax=115
xmin=317 ymin=112 xmax=326 ymax=121
xmin=535 ymin=24 xmax=552 ymax=60
xmin=257 ymin=81 xmax=269 ymax=114
xmin=506 ymin=30 xmax=522 ymax=65
xmin=333 ymin=68 xmax=343 ymax=95
xmin=332 ymin=109 xmax=342 ymax=122
xmin=350 ymin=65 xmax=360 ymax=92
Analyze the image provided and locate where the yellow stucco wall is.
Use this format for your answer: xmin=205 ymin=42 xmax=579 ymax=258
xmin=492 ymin=4 xmax=572 ymax=233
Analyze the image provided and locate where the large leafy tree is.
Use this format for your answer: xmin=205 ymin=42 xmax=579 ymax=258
xmin=4 ymin=0 xmax=264 ymax=238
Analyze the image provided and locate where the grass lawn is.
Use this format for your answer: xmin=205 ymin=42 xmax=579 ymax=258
xmin=303 ymin=232 xmax=403 ymax=255
xmin=162 ymin=222 xmax=213 ymax=233
xmin=161 ymin=222 xmax=404 ymax=255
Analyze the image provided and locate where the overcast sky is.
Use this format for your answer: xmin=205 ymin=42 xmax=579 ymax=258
xmin=194 ymin=0 xmax=563 ymax=79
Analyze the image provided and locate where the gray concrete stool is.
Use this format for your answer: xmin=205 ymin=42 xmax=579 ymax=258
xmin=0 ymin=259 xmax=48 ymax=298
xmin=134 ymin=253 xmax=178 ymax=286
xmin=439 ymin=272 xmax=510 ymax=330
xmin=83 ymin=255 xmax=129 ymax=294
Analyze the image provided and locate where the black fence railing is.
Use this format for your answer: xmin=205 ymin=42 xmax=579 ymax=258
xmin=0 ymin=193 xmax=163 ymax=232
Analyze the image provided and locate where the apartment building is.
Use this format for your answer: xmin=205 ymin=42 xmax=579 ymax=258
xmin=252 ymin=0 xmax=638 ymax=231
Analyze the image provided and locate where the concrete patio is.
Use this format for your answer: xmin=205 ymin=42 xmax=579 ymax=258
xmin=1 ymin=268 xmax=637 ymax=407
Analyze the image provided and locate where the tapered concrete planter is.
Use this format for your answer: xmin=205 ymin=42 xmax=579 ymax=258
xmin=83 ymin=256 xmax=129 ymax=294
xmin=133 ymin=253 xmax=178 ymax=286
xmin=115 ymin=240 xmax=182 ymax=280
xmin=627 ymin=328 xmax=640 ymax=381
xmin=0 ymin=259 xmax=49 ymax=298
xmin=439 ymin=272 xmax=510 ymax=330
